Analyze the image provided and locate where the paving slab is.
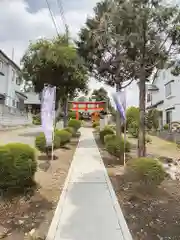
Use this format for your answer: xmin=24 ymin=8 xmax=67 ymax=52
xmin=46 ymin=128 xmax=132 ymax=240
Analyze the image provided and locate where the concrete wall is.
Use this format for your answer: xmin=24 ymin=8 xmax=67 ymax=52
xmin=151 ymin=131 xmax=180 ymax=144
xmin=0 ymin=104 xmax=32 ymax=127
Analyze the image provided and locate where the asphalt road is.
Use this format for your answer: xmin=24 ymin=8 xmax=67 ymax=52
xmin=0 ymin=126 xmax=42 ymax=146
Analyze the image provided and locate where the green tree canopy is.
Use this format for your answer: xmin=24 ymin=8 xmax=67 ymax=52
xmin=91 ymin=87 xmax=108 ymax=101
xmin=21 ymin=35 xmax=88 ymax=102
xmin=77 ymin=0 xmax=180 ymax=156
xmin=21 ymin=35 xmax=89 ymax=126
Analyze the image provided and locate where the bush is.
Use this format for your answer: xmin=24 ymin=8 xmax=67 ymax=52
xmin=145 ymin=135 xmax=152 ymax=143
xmin=95 ymin=126 xmax=100 ymax=132
xmin=0 ymin=143 xmax=37 ymax=189
xmin=35 ymin=132 xmax=47 ymax=152
xmin=55 ymin=129 xmax=72 ymax=146
xmin=32 ymin=114 xmax=41 ymax=125
xmin=126 ymin=157 xmax=166 ymax=187
xmin=35 ymin=132 xmax=61 ymax=152
xmin=68 ymin=119 xmax=81 ymax=131
xmin=163 ymin=124 xmax=169 ymax=130
xmin=99 ymin=126 xmax=114 ymax=143
xmin=126 ymin=107 xmax=139 ymax=129
xmin=128 ymin=121 xmax=139 ymax=138
xmin=64 ymin=127 xmax=76 ymax=136
xmin=105 ymin=136 xmax=131 ymax=159
xmin=68 ymin=111 xmax=76 ymax=119
xmin=104 ymin=134 xmax=116 ymax=144
xmin=92 ymin=121 xmax=99 ymax=128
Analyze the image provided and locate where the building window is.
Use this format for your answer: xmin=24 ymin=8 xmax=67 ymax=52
xmin=12 ymin=69 xmax=16 ymax=81
xmin=166 ymin=110 xmax=172 ymax=124
xmin=16 ymin=77 xmax=21 ymax=85
xmin=12 ymin=99 xmax=16 ymax=107
xmin=0 ymin=60 xmax=4 ymax=74
xmin=0 ymin=61 xmax=3 ymax=70
xmin=165 ymin=82 xmax=172 ymax=98
xmin=147 ymin=93 xmax=152 ymax=103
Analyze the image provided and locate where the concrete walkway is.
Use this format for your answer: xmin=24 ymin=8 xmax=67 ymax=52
xmin=46 ymin=128 xmax=132 ymax=240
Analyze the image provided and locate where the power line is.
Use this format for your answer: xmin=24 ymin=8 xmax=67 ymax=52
xmin=56 ymin=0 xmax=68 ymax=32
xmin=45 ymin=0 xmax=60 ymax=36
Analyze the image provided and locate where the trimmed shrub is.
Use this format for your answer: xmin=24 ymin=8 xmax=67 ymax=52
xmin=92 ymin=121 xmax=100 ymax=128
xmin=126 ymin=157 xmax=166 ymax=187
xmin=32 ymin=114 xmax=41 ymax=125
xmin=128 ymin=121 xmax=139 ymax=138
xmin=105 ymin=136 xmax=131 ymax=159
xmin=55 ymin=129 xmax=72 ymax=146
xmin=104 ymin=134 xmax=116 ymax=144
xmin=145 ymin=135 xmax=152 ymax=143
xmin=163 ymin=124 xmax=169 ymax=130
xmin=68 ymin=119 xmax=81 ymax=131
xmin=99 ymin=126 xmax=114 ymax=143
xmin=64 ymin=127 xmax=76 ymax=136
xmin=0 ymin=143 xmax=37 ymax=189
xmin=68 ymin=111 xmax=76 ymax=119
xmin=35 ymin=132 xmax=61 ymax=152
xmin=35 ymin=132 xmax=47 ymax=152
xmin=95 ymin=126 xmax=100 ymax=132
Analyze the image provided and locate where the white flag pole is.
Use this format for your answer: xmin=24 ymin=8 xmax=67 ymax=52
xmin=123 ymin=90 xmax=127 ymax=166
xmin=51 ymin=86 xmax=56 ymax=161
xmin=123 ymin=121 xmax=126 ymax=166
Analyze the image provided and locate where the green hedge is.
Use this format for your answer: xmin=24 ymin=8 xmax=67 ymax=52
xmin=105 ymin=135 xmax=130 ymax=160
xmin=32 ymin=114 xmax=41 ymax=125
xmin=128 ymin=121 xmax=139 ymax=138
xmin=99 ymin=126 xmax=114 ymax=143
xmin=35 ymin=131 xmax=61 ymax=152
xmin=68 ymin=111 xmax=76 ymax=119
xmin=68 ymin=119 xmax=81 ymax=131
xmin=0 ymin=143 xmax=37 ymax=189
xmin=163 ymin=124 xmax=169 ymax=130
xmin=126 ymin=157 xmax=166 ymax=187
xmin=104 ymin=134 xmax=116 ymax=144
xmin=35 ymin=128 xmax=72 ymax=151
xmin=64 ymin=127 xmax=76 ymax=137
xmin=92 ymin=121 xmax=100 ymax=128
xmin=35 ymin=132 xmax=47 ymax=152
xmin=55 ymin=129 xmax=72 ymax=146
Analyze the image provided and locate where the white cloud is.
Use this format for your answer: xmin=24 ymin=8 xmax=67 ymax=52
xmin=0 ymin=0 xmax=138 ymax=106
xmin=0 ymin=0 xmax=92 ymax=63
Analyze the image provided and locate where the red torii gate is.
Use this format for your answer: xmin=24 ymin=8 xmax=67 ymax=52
xmin=69 ymin=101 xmax=106 ymax=120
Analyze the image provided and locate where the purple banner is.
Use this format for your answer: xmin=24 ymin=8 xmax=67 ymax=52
xmin=112 ymin=90 xmax=126 ymax=121
xmin=41 ymin=86 xmax=56 ymax=146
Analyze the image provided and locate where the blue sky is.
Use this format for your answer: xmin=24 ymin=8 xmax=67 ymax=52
xmin=0 ymin=0 xmax=139 ymax=106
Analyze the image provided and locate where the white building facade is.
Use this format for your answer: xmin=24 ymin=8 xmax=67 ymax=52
xmin=146 ymin=68 xmax=180 ymax=129
xmin=0 ymin=50 xmax=32 ymax=127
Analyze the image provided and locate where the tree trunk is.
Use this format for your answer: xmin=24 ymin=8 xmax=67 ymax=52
xmin=63 ymin=98 xmax=68 ymax=128
xmin=138 ymin=72 xmax=146 ymax=157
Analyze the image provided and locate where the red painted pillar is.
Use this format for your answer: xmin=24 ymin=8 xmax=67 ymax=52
xmin=85 ymin=103 xmax=88 ymax=111
xmin=76 ymin=103 xmax=79 ymax=120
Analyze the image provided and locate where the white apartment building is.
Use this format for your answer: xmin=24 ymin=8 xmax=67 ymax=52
xmin=0 ymin=50 xmax=32 ymax=127
xmin=0 ymin=49 xmax=27 ymax=110
xmin=146 ymin=68 xmax=180 ymax=128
